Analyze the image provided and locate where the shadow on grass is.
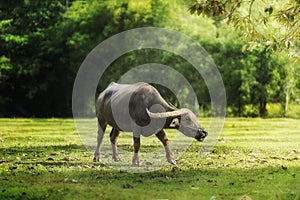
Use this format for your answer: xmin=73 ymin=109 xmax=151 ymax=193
xmin=1 ymin=160 xmax=299 ymax=200
xmin=1 ymin=143 xmax=299 ymax=199
xmin=1 ymin=144 xmax=85 ymax=155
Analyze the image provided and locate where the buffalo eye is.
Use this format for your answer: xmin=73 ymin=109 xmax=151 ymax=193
xmin=184 ymin=116 xmax=191 ymax=122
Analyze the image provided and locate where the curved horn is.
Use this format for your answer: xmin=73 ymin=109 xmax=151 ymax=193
xmin=146 ymin=108 xmax=185 ymax=118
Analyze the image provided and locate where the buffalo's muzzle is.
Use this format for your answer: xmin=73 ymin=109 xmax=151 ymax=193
xmin=195 ymin=129 xmax=208 ymax=141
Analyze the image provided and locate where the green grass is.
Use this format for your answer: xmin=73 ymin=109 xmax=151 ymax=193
xmin=0 ymin=118 xmax=299 ymax=200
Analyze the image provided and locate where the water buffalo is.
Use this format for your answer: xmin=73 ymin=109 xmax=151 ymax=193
xmin=94 ymin=82 xmax=208 ymax=165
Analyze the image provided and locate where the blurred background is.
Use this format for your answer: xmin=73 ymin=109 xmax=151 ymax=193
xmin=0 ymin=0 xmax=299 ymax=118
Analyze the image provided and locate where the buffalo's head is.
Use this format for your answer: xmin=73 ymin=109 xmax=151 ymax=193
xmin=146 ymin=108 xmax=208 ymax=141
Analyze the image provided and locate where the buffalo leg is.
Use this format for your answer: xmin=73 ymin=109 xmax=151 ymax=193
xmin=110 ymin=128 xmax=121 ymax=161
xmin=156 ymin=130 xmax=176 ymax=164
xmin=93 ymin=120 xmax=107 ymax=162
xmin=132 ymin=137 xmax=141 ymax=166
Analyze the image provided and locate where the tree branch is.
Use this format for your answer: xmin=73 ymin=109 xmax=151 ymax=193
xmin=248 ymin=0 xmax=256 ymax=20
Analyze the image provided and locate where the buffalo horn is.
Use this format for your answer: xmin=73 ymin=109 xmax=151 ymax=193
xmin=146 ymin=108 xmax=185 ymax=118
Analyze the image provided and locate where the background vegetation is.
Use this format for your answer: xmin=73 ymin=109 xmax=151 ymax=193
xmin=0 ymin=0 xmax=299 ymax=117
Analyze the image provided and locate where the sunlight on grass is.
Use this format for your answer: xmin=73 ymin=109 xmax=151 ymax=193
xmin=0 ymin=118 xmax=299 ymax=199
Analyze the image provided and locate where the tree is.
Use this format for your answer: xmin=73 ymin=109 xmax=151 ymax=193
xmin=189 ymin=0 xmax=299 ymax=116
xmin=189 ymin=0 xmax=300 ymax=61
xmin=204 ymin=36 xmax=286 ymax=117
xmin=0 ymin=0 xmax=171 ymax=117
xmin=0 ymin=0 xmax=293 ymax=117
xmin=0 ymin=1 xmax=69 ymax=116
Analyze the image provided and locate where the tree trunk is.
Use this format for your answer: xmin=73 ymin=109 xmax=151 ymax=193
xmin=284 ymin=82 xmax=290 ymax=117
xmin=259 ymin=101 xmax=267 ymax=117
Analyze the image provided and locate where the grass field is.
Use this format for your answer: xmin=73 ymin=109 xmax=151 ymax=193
xmin=0 ymin=118 xmax=299 ymax=200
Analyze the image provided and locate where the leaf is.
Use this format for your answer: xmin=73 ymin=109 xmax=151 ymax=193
xmin=268 ymin=6 xmax=273 ymax=15
xmin=259 ymin=159 xmax=268 ymax=164
xmin=269 ymin=155 xmax=280 ymax=159
xmin=61 ymin=157 xmax=69 ymax=161
xmin=9 ymin=166 xmax=18 ymax=170
xmin=15 ymin=157 xmax=21 ymax=161
xmin=248 ymin=152 xmax=260 ymax=158
xmin=238 ymin=196 xmax=252 ymax=200
xmin=210 ymin=196 xmax=216 ymax=200
xmin=26 ymin=166 xmax=34 ymax=170
xmin=242 ymin=44 xmax=248 ymax=52
xmin=281 ymin=165 xmax=288 ymax=170
xmin=145 ymin=161 xmax=153 ymax=166
xmin=264 ymin=6 xmax=273 ymax=15
xmin=285 ymin=40 xmax=290 ymax=48
xmin=71 ymin=179 xmax=78 ymax=183
xmin=79 ymin=164 xmax=95 ymax=168
xmin=122 ymin=183 xmax=133 ymax=189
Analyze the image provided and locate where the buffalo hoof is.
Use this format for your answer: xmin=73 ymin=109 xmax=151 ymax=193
xmin=167 ymin=159 xmax=176 ymax=165
xmin=113 ymin=155 xmax=122 ymax=162
xmin=132 ymin=161 xmax=141 ymax=166
xmin=93 ymin=157 xmax=100 ymax=162
xmin=132 ymin=154 xmax=140 ymax=166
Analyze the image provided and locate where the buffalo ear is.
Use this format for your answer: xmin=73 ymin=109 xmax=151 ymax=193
xmin=169 ymin=118 xmax=180 ymax=128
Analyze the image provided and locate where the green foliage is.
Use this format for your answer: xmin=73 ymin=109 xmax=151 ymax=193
xmin=0 ymin=0 xmax=169 ymax=117
xmin=189 ymin=0 xmax=300 ymax=61
xmin=286 ymin=103 xmax=300 ymax=118
xmin=0 ymin=0 xmax=68 ymax=116
xmin=266 ymin=103 xmax=284 ymax=118
xmin=0 ymin=56 xmax=13 ymax=115
xmin=203 ymin=35 xmax=286 ymax=117
xmin=0 ymin=0 xmax=297 ymax=117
